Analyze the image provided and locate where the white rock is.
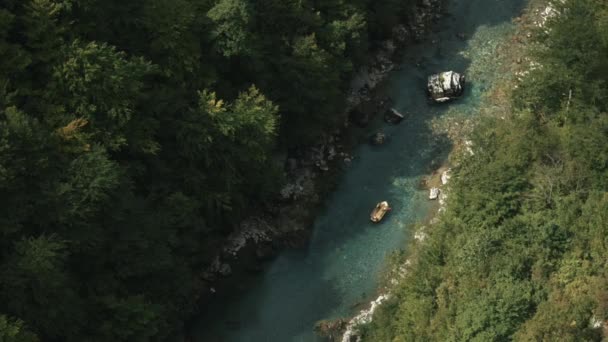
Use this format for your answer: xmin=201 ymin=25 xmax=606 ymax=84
xmin=427 ymin=71 xmax=465 ymax=103
xmin=429 ymin=187 xmax=440 ymax=200
xmin=464 ymin=140 xmax=474 ymax=156
xmin=435 ymin=97 xmax=451 ymax=103
xmin=537 ymin=4 xmax=558 ymax=29
xmin=439 ymin=192 xmax=448 ymax=206
xmin=441 ymin=169 xmax=451 ymax=185
xmin=414 ymin=231 xmax=428 ymax=241
xmin=341 ymin=294 xmax=390 ymax=342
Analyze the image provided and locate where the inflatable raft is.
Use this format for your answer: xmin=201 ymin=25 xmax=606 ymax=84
xmin=370 ymin=201 xmax=391 ymax=223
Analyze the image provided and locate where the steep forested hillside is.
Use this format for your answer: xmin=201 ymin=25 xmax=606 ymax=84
xmin=0 ymin=0 xmax=422 ymax=341
xmin=362 ymin=0 xmax=608 ymax=340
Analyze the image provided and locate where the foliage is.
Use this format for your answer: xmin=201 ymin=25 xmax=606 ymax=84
xmin=0 ymin=315 xmax=39 ymax=342
xmin=0 ymin=0 xmax=422 ymax=340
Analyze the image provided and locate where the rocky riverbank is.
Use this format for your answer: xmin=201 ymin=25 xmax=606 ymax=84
xmin=195 ymin=0 xmax=448 ymax=311
xmin=335 ymin=163 xmax=452 ymax=342
xmin=333 ymin=1 xmax=556 ymax=340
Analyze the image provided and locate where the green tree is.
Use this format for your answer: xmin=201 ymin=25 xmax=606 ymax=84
xmin=0 ymin=235 xmax=83 ymax=339
xmin=207 ymin=0 xmax=255 ymax=57
xmin=0 ymin=315 xmax=39 ymax=342
xmin=51 ymin=40 xmax=157 ymax=152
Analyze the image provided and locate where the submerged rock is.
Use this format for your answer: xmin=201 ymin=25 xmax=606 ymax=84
xmin=429 ymin=187 xmax=440 ymax=200
xmin=427 ymin=71 xmax=465 ymax=103
xmin=315 ymin=318 xmax=349 ymax=340
xmin=384 ymin=108 xmax=405 ymax=124
xmin=370 ymin=131 xmax=387 ymax=145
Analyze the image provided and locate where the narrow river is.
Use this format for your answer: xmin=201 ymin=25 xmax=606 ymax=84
xmin=194 ymin=0 xmax=526 ymax=340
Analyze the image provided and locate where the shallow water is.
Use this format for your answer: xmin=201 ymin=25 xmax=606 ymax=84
xmin=193 ymin=0 xmax=526 ymax=340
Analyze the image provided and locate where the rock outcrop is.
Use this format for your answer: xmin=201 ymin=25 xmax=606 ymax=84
xmin=427 ymin=71 xmax=465 ymax=103
xmin=341 ymin=295 xmax=390 ymax=342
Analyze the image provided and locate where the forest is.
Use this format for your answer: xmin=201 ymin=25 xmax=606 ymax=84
xmin=362 ymin=0 xmax=608 ymax=340
xmin=0 ymin=0 xmax=421 ymax=341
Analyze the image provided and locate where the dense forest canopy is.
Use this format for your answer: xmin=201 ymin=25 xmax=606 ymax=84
xmin=0 ymin=0 xmax=425 ymax=341
xmin=363 ymin=0 xmax=608 ymax=340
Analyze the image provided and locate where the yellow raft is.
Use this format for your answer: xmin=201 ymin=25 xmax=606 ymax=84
xmin=370 ymin=201 xmax=391 ymax=223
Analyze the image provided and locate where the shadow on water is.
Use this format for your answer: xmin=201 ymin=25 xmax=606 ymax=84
xmin=192 ymin=0 xmax=528 ymax=341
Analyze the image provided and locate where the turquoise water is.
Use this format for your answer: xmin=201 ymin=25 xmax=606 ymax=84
xmin=193 ymin=0 xmax=526 ymax=340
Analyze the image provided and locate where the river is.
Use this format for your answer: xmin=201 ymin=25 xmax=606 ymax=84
xmin=193 ymin=0 xmax=526 ymax=340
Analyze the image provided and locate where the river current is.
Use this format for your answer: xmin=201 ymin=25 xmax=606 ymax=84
xmin=194 ymin=0 xmax=526 ymax=340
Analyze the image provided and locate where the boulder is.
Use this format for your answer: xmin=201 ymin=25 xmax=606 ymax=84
xmin=429 ymin=187 xmax=440 ymax=200
xmin=441 ymin=169 xmax=451 ymax=185
xmin=427 ymin=71 xmax=465 ymax=103
xmin=370 ymin=132 xmax=387 ymax=145
xmin=384 ymin=108 xmax=405 ymax=124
